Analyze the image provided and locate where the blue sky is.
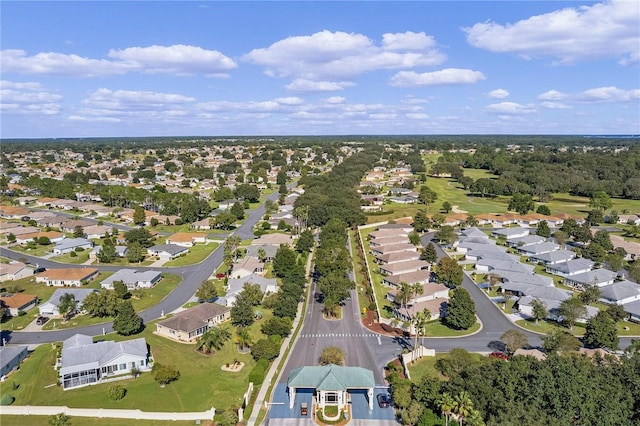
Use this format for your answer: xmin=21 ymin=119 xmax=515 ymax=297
xmin=1 ymin=1 xmax=639 ymax=138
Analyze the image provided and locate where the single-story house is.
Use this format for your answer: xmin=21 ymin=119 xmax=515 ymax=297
xmin=155 ymin=303 xmax=231 ymax=342
xmin=165 ymin=232 xmax=210 ymax=247
xmin=251 ymin=233 xmax=294 ymax=247
xmin=230 ymin=256 xmax=265 ymax=279
xmin=101 ymin=269 xmax=162 ymax=290
xmin=0 ymin=261 xmax=33 ymax=282
xmin=368 ymin=229 xmax=408 ymax=240
xmin=370 ymin=243 xmax=416 ymax=257
xmin=60 ymin=334 xmax=150 ymax=390
xmin=0 ymin=206 xmax=30 ymax=219
xmin=623 ymin=300 xmax=640 ymax=322
xmin=16 ymin=231 xmax=65 ymax=246
xmin=375 ymin=251 xmax=420 ymax=265
xmin=506 ymin=235 xmax=546 ymax=248
xmin=59 ymin=219 xmax=94 ymax=233
xmin=563 ymin=269 xmax=617 ymax=289
xmin=599 ymin=280 xmax=640 ymax=305
xmin=491 ymin=227 xmax=530 ymax=240
xmin=52 ymin=238 xmax=93 ymax=255
xmin=38 ymin=288 xmax=96 ymax=317
xmin=190 ymin=218 xmax=212 ymax=231
xmin=0 ymin=293 xmax=37 ymax=316
xmin=146 ymin=244 xmax=189 ymax=260
xmin=393 ymin=298 xmax=448 ymax=326
xmin=0 ymin=345 xmax=28 ymax=378
xmin=245 ymin=244 xmax=278 ymax=262
xmin=36 ymin=268 xmax=99 ymax=287
xmin=220 ymin=274 xmax=278 ymax=307
xmin=516 ymin=242 xmax=560 ymax=256
xmin=287 ymin=364 xmax=376 ymax=411
xmin=0 ymin=226 xmax=40 ymax=237
xmin=381 ymin=270 xmax=431 ymax=288
xmin=545 ymin=258 xmax=594 ymax=277
xmin=387 ymin=282 xmax=449 ymax=305
xmin=369 ymin=236 xmax=410 ymax=248
xmin=83 ymin=225 xmax=114 ymax=239
xmin=379 ymin=260 xmax=430 ymax=276
xmin=529 ymin=249 xmax=576 ymax=265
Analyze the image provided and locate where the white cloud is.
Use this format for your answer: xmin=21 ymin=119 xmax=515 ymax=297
xmin=389 ymin=68 xmax=486 ymax=87
xmin=285 ymin=79 xmax=355 ymax=93
xmin=381 ymin=31 xmax=436 ymax=51
xmin=540 ymin=102 xmax=571 ymax=109
xmin=464 ymin=0 xmax=640 ymax=64
xmin=1 ymin=49 xmax=133 ymax=77
xmin=488 ymin=89 xmax=509 ymax=99
xmin=486 ymin=102 xmax=537 ymax=114
xmin=107 ymin=45 xmax=237 ymax=75
xmin=406 ymin=113 xmax=430 ymax=119
xmin=324 ymin=96 xmax=346 ymax=104
xmin=1 ymin=45 xmax=236 ymax=77
xmin=577 ymin=86 xmax=640 ymax=102
xmin=0 ymin=80 xmax=62 ymax=115
xmin=242 ymin=30 xmax=446 ymax=80
xmin=537 ymin=90 xmax=568 ymax=100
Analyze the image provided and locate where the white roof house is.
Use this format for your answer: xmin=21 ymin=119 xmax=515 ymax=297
xmin=101 ymin=269 xmax=162 ymax=290
xmin=60 ymin=334 xmax=150 ymax=390
xmin=599 ymin=280 xmax=640 ymax=305
xmin=39 ymin=288 xmax=96 ymax=317
xmin=220 ymin=274 xmax=278 ymax=307
xmin=52 ymin=238 xmax=93 ymax=255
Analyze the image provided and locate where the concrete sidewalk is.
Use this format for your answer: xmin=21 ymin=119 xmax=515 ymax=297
xmin=1 ymin=405 xmax=216 ymax=421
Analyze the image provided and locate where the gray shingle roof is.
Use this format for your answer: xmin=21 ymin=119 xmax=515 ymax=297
xmin=156 ymin=303 xmax=230 ymax=333
xmin=60 ymin=334 xmax=147 ymax=376
xmin=599 ymin=280 xmax=640 ymax=301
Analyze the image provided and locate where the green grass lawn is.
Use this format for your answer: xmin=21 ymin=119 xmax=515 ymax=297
xmin=2 ymin=317 xmax=259 ymax=413
xmin=423 ymin=320 xmax=481 ymax=337
xmin=516 ymin=318 xmax=585 ymax=336
xmin=0 ymin=416 xmax=202 ymax=426
xmin=358 ymin=227 xmax=395 ymax=318
xmin=52 ymin=250 xmax=91 ymax=265
xmin=163 ymin=242 xmax=220 ymax=267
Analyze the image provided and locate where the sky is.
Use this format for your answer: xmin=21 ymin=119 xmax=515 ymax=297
xmin=1 ymin=0 xmax=639 ymax=138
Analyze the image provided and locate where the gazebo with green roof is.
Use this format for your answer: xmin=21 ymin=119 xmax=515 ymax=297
xmin=287 ymin=364 xmax=376 ymax=411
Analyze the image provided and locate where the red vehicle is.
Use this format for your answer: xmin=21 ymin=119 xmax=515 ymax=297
xmin=489 ymin=351 xmax=509 ymax=360
xmin=216 ymin=273 xmax=226 ymax=279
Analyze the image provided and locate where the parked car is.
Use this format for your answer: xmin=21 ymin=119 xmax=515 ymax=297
xmin=36 ymin=316 xmax=48 ymax=326
xmin=490 ymin=351 xmax=509 ymax=360
xmin=377 ymin=393 xmax=391 ymax=408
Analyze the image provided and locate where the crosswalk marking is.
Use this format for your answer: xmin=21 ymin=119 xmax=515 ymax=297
xmin=298 ymin=333 xmax=378 ymax=338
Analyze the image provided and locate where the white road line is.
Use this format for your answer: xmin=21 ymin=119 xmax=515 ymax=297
xmin=377 ymin=336 xmax=381 ymax=345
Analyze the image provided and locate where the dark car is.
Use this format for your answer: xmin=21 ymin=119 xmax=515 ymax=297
xmin=36 ymin=316 xmax=48 ymax=326
xmin=377 ymin=393 xmax=391 ymax=408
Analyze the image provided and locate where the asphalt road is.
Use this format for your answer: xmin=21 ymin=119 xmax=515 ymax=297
xmin=2 ymin=190 xmax=280 ymax=345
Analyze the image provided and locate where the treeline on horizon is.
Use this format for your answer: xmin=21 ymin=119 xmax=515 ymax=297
xmin=0 ymin=134 xmax=638 ymax=153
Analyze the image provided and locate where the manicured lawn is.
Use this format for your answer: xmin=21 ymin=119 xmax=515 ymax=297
xmin=52 ymin=250 xmax=91 ymax=265
xmin=3 ymin=319 xmax=258 ymax=413
xmin=358 ymin=227 xmax=394 ymax=319
xmin=9 ymin=244 xmax=52 ymax=258
xmin=423 ymin=320 xmax=481 ymax=337
xmin=163 ymin=242 xmax=220 ymax=267
xmin=516 ymin=318 xmax=585 ymax=336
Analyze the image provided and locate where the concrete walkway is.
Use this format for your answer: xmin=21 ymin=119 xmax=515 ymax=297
xmin=0 ymin=405 xmax=216 ymax=421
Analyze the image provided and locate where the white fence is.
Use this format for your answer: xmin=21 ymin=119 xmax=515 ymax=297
xmin=0 ymin=405 xmax=216 ymax=421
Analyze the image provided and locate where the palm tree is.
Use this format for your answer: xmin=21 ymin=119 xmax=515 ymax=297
xmin=411 ymin=282 xmax=424 ymax=303
xmin=398 ymin=282 xmax=413 ymax=310
xmin=412 ymin=310 xmax=429 ymax=362
xmin=466 ymin=408 xmax=485 ymax=426
xmin=236 ymin=327 xmax=252 ymax=352
xmin=196 ymin=326 xmax=231 ymax=354
xmin=257 ymin=248 xmax=267 ymax=262
xmin=453 ymin=391 xmax=474 ymax=426
xmin=437 ymin=393 xmax=455 ymax=426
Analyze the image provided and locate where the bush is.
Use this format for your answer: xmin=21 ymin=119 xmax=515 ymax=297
xmin=108 ymin=384 xmax=126 ymax=401
xmin=69 ymin=251 xmax=77 ymax=258
xmin=74 ymin=247 xmax=84 ymax=252
xmin=248 ymin=358 xmax=270 ymax=385
xmin=0 ymin=394 xmax=15 ymax=405
xmin=174 ymin=218 xmax=183 ymax=226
